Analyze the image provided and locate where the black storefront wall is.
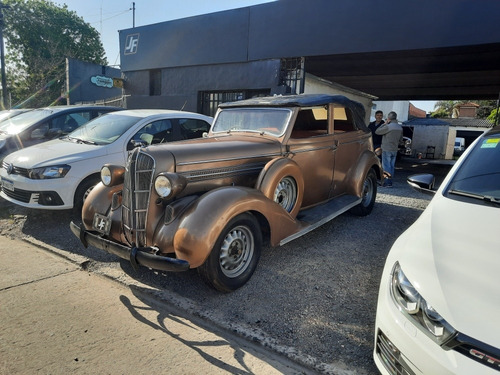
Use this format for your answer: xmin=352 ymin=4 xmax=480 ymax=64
xmin=124 ymin=60 xmax=280 ymax=113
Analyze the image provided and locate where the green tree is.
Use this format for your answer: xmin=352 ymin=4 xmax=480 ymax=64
xmin=2 ymin=0 xmax=107 ymax=108
xmin=487 ymin=108 xmax=499 ymax=125
xmin=432 ymin=100 xmax=457 ymax=117
xmin=430 ymin=107 xmax=450 ymax=118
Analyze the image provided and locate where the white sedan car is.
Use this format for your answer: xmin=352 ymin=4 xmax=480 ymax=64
xmin=0 ymin=110 xmax=212 ymax=210
xmin=374 ymin=126 xmax=500 ymax=374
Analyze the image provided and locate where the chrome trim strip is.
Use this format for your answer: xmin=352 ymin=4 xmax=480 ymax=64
xmin=290 ymin=146 xmax=333 ymax=154
xmin=179 ymin=163 xmax=265 ymax=182
xmin=176 ymin=152 xmax=282 ymax=166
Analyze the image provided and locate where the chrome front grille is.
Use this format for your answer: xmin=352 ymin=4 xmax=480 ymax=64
xmin=376 ymin=330 xmax=416 ymax=375
xmin=122 ymin=148 xmax=155 ymax=247
xmin=2 ymin=161 xmax=30 ymax=178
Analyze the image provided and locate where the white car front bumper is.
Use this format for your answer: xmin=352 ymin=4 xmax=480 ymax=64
xmin=374 ymin=274 xmax=499 ymax=375
xmin=0 ymin=171 xmax=78 ymax=210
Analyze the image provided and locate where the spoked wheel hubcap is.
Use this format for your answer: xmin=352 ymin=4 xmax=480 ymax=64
xmin=361 ymin=176 xmax=374 ymax=207
xmin=273 ymin=176 xmax=297 ymax=213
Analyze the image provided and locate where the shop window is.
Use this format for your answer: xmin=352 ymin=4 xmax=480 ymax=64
xmin=279 ymin=57 xmax=305 ymax=95
xmin=199 ymin=90 xmax=270 ymax=117
xmin=149 ymin=69 xmax=161 ymax=96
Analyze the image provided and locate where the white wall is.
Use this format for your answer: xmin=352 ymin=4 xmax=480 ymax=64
xmin=371 ymin=101 xmax=410 ymax=122
xmin=304 ymin=73 xmax=375 ymax=124
xmin=411 ymin=125 xmax=450 ymax=159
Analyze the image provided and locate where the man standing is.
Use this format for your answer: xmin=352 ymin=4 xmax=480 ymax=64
xmin=375 ymin=111 xmax=403 ymax=187
xmin=368 ymin=110 xmax=384 ymax=155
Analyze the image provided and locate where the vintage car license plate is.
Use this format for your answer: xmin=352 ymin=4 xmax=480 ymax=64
xmin=1 ymin=177 xmax=14 ymax=192
xmin=92 ymin=213 xmax=111 ymax=235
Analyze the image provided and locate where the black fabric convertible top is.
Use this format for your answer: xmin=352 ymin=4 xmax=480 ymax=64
xmin=219 ymin=94 xmax=368 ymax=132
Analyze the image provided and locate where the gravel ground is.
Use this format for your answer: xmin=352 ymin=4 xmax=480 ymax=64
xmin=0 ymin=158 xmax=452 ymax=374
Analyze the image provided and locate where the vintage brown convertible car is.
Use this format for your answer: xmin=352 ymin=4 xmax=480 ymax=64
xmin=71 ymin=94 xmax=382 ymax=292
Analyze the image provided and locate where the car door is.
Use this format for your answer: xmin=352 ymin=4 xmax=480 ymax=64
xmin=285 ymin=106 xmax=335 ymax=207
xmin=331 ymin=105 xmax=369 ymax=197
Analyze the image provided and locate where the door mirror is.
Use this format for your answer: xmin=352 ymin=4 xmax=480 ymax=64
xmin=407 ymin=174 xmax=436 ymax=195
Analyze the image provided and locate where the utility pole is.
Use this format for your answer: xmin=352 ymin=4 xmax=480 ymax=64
xmin=0 ymin=1 xmax=9 ymax=109
xmin=131 ymin=2 xmax=135 ymax=28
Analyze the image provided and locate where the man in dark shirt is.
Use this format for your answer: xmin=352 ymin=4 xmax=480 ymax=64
xmin=368 ymin=110 xmax=384 ymax=156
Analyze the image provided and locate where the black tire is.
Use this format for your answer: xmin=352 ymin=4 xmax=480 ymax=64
xmin=198 ymin=213 xmax=262 ymax=292
xmin=73 ymin=176 xmax=100 ymax=213
xmin=350 ymin=169 xmax=377 ymax=216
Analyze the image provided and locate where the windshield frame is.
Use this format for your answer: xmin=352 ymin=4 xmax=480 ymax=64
xmin=210 ymin=107 xmax=292 ymax=137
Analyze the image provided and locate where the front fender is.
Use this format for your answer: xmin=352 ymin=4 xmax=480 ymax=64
xmin=171 ymin=186 xmax=301 ymax=268
xmin=81 ymin=182 xmax=124 ymax=243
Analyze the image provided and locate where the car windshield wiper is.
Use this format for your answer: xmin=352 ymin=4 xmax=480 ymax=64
xmin=448 ymin=189 xmax=500 ymax=205
xmin=73 ymin=138 xmax=98 ymax=145
xmin=61 ymin=135 xmax=82 ymax=143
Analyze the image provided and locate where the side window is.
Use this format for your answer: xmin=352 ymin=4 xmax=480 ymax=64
xmin=51 ymin=112 xmax=92 ymax=136
xmin=333 ymin=106 xmax=355 ymax=132
xmin=179 ymin=118 xmax=210 ymax=139
xmin=291 ymin=107 xmax=328 ymax=138
xmin=131 ymin=120 xmax=174 ymax=146
xmin=30 ymin=122 xmax=50 ymax=140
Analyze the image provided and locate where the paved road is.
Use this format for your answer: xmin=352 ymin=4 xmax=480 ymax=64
xmin=0 ymin=236 xmax=315 ymax=375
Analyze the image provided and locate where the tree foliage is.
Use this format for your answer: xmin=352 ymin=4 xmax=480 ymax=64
xmin=2 ymin=0 xmax=107 ymax=108
xmin=487 ymin=108 xmax=499 ymax=125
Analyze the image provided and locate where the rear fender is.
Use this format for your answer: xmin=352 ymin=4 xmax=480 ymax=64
xmin=171 ymin=186 xmax=301 ymax=268
xmin=346 ymin=151 xmax=382 ymax=197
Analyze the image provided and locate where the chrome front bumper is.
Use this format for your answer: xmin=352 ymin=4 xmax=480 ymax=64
xmin=70 ymin=221 xmax=190 ymax=272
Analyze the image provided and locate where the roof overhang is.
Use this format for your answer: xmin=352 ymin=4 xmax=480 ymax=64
xmin=305 ymin=43 xmax=500 ymax=100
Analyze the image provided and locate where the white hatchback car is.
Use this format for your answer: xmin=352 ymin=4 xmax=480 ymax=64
xmin=374 ymin=126 xmax=500 ymax=374
xmin=0 ymin=110 xmax=212 ymax=210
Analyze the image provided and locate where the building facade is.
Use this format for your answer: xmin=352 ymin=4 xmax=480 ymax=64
xmin=117 ymin=0 xmax=500 ymax=117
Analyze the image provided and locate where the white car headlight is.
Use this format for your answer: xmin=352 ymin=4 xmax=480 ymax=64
xmin=155 ymin=175 xmax=172 ymax=198
xmin=29 ymin=165 xmax=71 ymax=179
xmin=390 ymin=262 xmax=456 ymax=345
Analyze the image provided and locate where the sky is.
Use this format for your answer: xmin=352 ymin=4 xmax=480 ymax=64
xmin=59 ymin=0 xmax=436 ymax=113
xmin=60 ymin=0 xmax=276 ymax=66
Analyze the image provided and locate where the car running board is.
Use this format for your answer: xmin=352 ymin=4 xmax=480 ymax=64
xmin=280 ymin=195 xmax=361 ymax=246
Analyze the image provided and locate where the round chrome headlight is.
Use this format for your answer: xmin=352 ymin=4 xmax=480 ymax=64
xmin=155 ymin=175 xmax=172 ymax=198
xmin=101 ymin=166 xmax=112 ymax=186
